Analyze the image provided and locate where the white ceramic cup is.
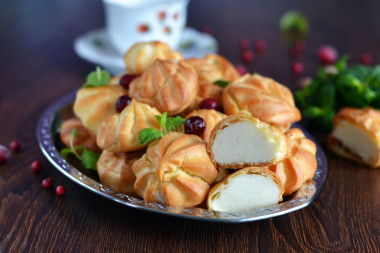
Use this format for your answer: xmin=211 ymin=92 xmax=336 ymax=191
xmin=103 ymin=0 xmax=189 ymax=55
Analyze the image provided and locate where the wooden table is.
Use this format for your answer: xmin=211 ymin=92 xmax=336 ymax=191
xmin=1 ymin=0 xmax=379 ymax=252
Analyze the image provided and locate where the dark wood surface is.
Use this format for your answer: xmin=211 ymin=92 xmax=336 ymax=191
xmin=1 ymin=0 xmax=379 ymax=252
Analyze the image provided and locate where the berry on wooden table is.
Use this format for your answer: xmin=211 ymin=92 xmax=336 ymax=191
xmin=56 ymin=185 xmax=66 ymax=196
xmin=42 ymin=178 xmax=53 ymax=190
xmin=0 ymin=145 xmax=11 ymax=164
xmin=31 ymin=160 xmax=42 ymax=172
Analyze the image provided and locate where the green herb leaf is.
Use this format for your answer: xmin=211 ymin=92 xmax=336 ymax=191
xmin=60 ymin=148 xmax=74 ymax=160
xmin=213 ymin=80 xmax=231 ymax=88
xmin=139 ymin=128 xmax=164 ymax=145
xmin=83 ymin=66 xmax=111 ymax=87
xmin=166 ymin=116 xmax=186 ymax=132
xmin=155 ymin=112 xmax=168 ymax=133
xmin=81 ymin=148 xmax=100 ymax=171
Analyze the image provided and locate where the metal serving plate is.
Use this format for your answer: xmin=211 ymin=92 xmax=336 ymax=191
xmin=37 ymin=90 xmax=327 ymax=223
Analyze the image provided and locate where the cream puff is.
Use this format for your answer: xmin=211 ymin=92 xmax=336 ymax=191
xmin=132 ymin=132 xmax=218 ymax=207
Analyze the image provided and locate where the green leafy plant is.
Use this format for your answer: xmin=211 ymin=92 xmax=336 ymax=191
xmin=138 ymin=112 xmax=186 ymax=145
xmin=83 ymin=66 xmax=111 ymax=87
xmin=295 ymin=57 xmax=380 ymax=132
xmin=60 ymin=129 xmax=100 ymax=171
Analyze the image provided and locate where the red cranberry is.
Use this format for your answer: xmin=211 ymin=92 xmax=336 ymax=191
xmin=199 ymin=98 xmax=219 ymax=110
xmin=42 ymin=178 xmax=53 ymax=190
xmin=119 ymin=74 xmax=135 ymax=89
xmin=318 ymin=45 xmax=338 ymax=65
xmin=56 ymin=185 xmax=65 ymax=196
xmin=0 ymin=145 xmax=11 ymax=164
xmin=360 ymin=53 xmax=372 ymax=65
xmin=9 ymin=140 xmax=20 ymax=152
xmin=185 ymin=116 xmax=206 ymax=137
xmin=115 ymin=95 xmax=132 ymax=113
xmin=242 ymin=50 xmax=254 ymax=63
xmin=293 ymin=62 xmax=304 ymax=76
xmin=31 ymin=160 xmax=42 ymax=172
xmin=290 ymin=40 xmax=305 ymax=58
xmin=235 ymin=64 xmax=247 ymax=75
xmin=255 ymin=40 xmax=267 ymax=52
xmin=239 ymin=38 xmax=251 ymax=50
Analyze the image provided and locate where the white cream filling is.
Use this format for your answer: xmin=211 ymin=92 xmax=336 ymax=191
xmin=333 ymin=120 xmax=378 ymax=162
xmin=212 ymin=122 xmax=278 ymax=164
xmin=210 ymin=174 xmax=281 ymax=212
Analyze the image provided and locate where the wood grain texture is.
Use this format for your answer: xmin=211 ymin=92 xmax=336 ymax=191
xmin=0 ymin=0 xmax=379 ymax=252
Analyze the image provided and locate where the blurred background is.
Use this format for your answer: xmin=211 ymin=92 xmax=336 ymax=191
xmin=1 ymin=0 xmax=378 ymax=96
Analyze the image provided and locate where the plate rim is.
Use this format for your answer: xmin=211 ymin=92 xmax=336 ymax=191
xmin=37 ymin=90 xmax=327 ymax=223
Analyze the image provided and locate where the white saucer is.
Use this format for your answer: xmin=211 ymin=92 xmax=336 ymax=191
xmin=74 ymin=27 xmax=218 ymax=75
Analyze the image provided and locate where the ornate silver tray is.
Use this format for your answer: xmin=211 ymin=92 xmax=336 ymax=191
xmin=37 ymin=90 xmax=327 ymax=223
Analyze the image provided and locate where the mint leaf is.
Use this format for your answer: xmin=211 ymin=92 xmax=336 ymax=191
xmin=139 ymin=128 xmax=164 ymax=145
xmin=213 ymin=80 xmax=231 ymax=88
xmin=155 ymin=112 xmax=168 ymax=133
xmin=60 ymin=148 xmax=74 ymax=159
xmin=166 ymin=116 xmax=186 ymax=132
xmin=83 ymin=66 xmax=111 ymax=87
xmin=81 ymin=148 xmax=100 ymax=171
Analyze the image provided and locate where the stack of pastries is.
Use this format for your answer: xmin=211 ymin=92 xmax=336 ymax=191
xmin=61 ymin=41 xmax=318 ymax=212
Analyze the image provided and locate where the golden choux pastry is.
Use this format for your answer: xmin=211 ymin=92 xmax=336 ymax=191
xmin=129 ymin=59 xmax=198 ymax=116
xmin=268 ymin=128 xmax=317 ymax=196
xmin=96 ymin=98 xmax=161 ymax=153
xmin=207 ymin=167 xmax=284 ymax=212
xmin=132 ymin=132 xmax=218 ymax=207
xmin=185 ymin=109 xmax=226 ymax=142
xmin=97 ymin=150 xmax=145 ymax=195
xmin=223 ymin=73 xmax=301 ymax=131
xmin=204 ymin=54 xmax=241 ymax=82
xmin=207 ymin=115 xmax=288 ymax=169
xmin=123 ymin=41 xmax=183 ymax=76
xmin=73 ymin=84 xmax=127 ymax=134
xmin=109 ymin=75 xmax=122 ymax=85
xmin=184 ymin=54 xmax=241 ymax=108
xmin=328 ymin=107 xmax=380 ymax=168
xmin=60 ymin=118 xmax=101 ymax=153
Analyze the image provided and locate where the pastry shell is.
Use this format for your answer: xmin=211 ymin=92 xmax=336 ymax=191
xmin=123 ymin=41 xmax=183 ymax=75
xmin=268 ymin=128 xmax=317 ymax=196
xmin=132 ymin=132 xmax=218 ymax=207
xmin=129 ymin=59 xmax=199 ymax=116
xmin=96 ymin=98 xmax=161 ymax=153
xmin=222 ymin=73 xmax=301 ymax=131
xmin=73 ymin=84 xmax=127 ymax=134
xmin=60 ymin=118 xmax=101 ymax=153
xmin=97 ymin=150 xmax=145 ymax=196
xmin=328 ymin=107 xmax=380 ymax=168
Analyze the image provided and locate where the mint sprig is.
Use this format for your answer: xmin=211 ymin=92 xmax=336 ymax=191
xmin=83 ymin=66 xmax=111 ymax=88
xmin=139 ymin=128 xmax=164 ymax=146
xmin=213 ymin=79 xmax=231 ymax=88
xmin=138 ymin=112 xmax=186 ymax=145
xmin=60 ymin=128 xmax=100 ymax=171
